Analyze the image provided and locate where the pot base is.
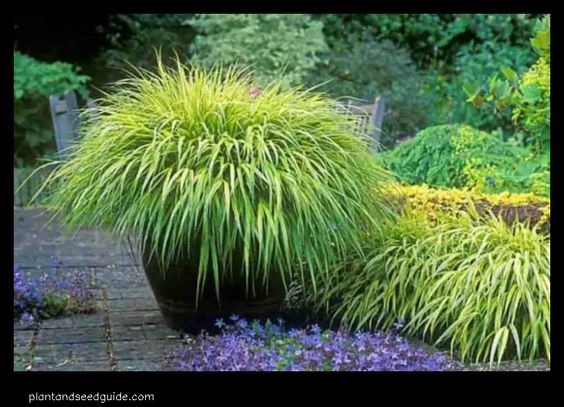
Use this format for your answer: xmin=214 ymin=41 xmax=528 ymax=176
xmin=155 ymin=295 xmax=286 ymax=333
xmin=142 ymin=249 xmax=288 ymax=333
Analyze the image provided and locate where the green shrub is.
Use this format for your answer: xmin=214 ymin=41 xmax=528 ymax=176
xmin=306 ymin=35 xmax=428 ymax=146
xmin=383 ymin=124 xmax=511 ymax=188
xmin=315 ymin=210 xmax=550 ymax=364
xmin=316 ymin=14 xmax=536 ymax=136
xmin=14 ymin=52 xmax=90 ymax=166
xmin=188 ymin=14 xmax=327 ymax=89
xmin=465 ymin=15 xmax=550 ymax=152
xmin=424 ymin=41 xmax=534 ymax=133
xmin=38 ymin=58 xmax=392 ymax=302
xmin=315 ymin=14 xmax=536 ymax=70
xmin=382 ymin=124 xmax=548 ymax=195
xmin=382 ymin=182 xmax=550 ymax=232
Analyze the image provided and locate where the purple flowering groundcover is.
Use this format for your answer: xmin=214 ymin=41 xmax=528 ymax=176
xmin=14 ymin=263 xmax=96 ymax=326
xmin=165 ymin=315 xmax=462 ymax=371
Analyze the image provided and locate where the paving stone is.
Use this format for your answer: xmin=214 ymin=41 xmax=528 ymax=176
xmin=71 ymin=342 xmax=109 ymax=362
xmin=14 ymin=347 xmax=33 ymax=371
xmin=71 ymin=313 xmax=105 ymax=328
xmin=14 ymin=321 xmax=36 ymax=331
xmin=462 ymin=359 xmax=550 ymax=371
xmin=33 ymin=344 xmax=73 ymax=365
xmin=95 ymin=268 xmax=147 ymax=289
xmin=39 ymin=313 xmax=105 ymax=329
xmin=37 ymin=326 xmax=105 ymax=345
xmin=109 ymin=310 xmax=165 ymax=326
xmin=106 ymin=287 xmax=153 ymax=300
xmin=106 ymin=297 xmax=159 ymax=312
xmin=14 ymin=209 xmax=130 ymax=267
xmin=14 ymin=345 xmax=31 ymax=355
xmin=34 ymin=342 xmax=108 ymax=365
xmin=14 ymin=208 xmax=185 ymax=371
xmin=110 ymin=325 xmax=147 ymax=342
xmin=33 ymin=361 xmax=111 ymax=371
xmin=112 ymin=339 xmax=182 ymax=361
xmin=39 ymin=317 xmax=74 ymax=329
xmin=117 ymin=358 xmax=166 ymax=371
xmin=14 ymin=330 xmax=35 ymax=347
xmin=142 ymin=324 xmax=183 ymax=340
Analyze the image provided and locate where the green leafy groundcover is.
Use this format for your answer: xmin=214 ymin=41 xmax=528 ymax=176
xmin=314 ymin=210 xmax=550 ymax=365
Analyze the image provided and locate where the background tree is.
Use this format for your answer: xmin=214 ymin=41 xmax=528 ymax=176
xmin=187 ymin=14 xmax=327 ymax=89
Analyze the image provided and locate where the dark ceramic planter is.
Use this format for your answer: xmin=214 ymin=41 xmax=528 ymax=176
xmin=142 ymin=245 xmax=287 ymax=333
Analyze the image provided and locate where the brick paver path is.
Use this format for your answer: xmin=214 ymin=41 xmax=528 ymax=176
xmin=14 ymin=208 xmax=184 ymax=371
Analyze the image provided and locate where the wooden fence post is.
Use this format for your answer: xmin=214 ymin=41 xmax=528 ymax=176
xmin=49 ymin=91 xmax=80 ymax=160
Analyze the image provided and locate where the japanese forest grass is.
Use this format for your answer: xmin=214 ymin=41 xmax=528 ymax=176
xmin=313 ymin=208 xmax=550 ymax=365
xmin=33 ymin=58 xmax=394 ymax=303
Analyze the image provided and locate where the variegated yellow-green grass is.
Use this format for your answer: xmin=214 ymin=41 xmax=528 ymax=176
xmin=29 ymin=57 xmax=393 ymax=303
xmin=316 ymin=209 xmax=550 ymax=365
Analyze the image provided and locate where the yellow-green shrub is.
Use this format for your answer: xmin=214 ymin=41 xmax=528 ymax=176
xmin=382 ymin=182 xmax=550 ymax=232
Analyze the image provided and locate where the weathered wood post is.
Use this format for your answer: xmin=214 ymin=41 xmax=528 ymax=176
xmin=14 ymin=168 xmax=23 ymax=207
xmin=368 ymin=96 xmax=385 ymax=152
xmin=49 ymin=91 xmax=80 ymax=159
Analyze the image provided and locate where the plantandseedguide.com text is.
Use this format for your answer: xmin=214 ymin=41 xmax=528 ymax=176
xmin=28 ymin=392 xmax=154 ymax=403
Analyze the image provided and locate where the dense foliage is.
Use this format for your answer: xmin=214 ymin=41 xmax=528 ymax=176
xmin=39 ymin=59 xmax=392 ymax=302
xmin=15 ymin=14 xmax=545 ymax=148
xmin=426 ymin=41 xmax=534 ymax=133
xmin=383 ymin=124 xmax=549 ymax=196
xmin=97 ymin=14 xmax=194 ymax=81
xmin=166 ymin=316 xmax=460 ymax=371
xmin=307 ymin=36 xmax=427 ymax=146
xmin=313 ymin=14 xmax=538 ymax=142
xmin=466 ymin=15 xmax=550 ymax=152
xmin=14 ymin=52 xmax=90 ymax=166
xmin=316 ymin=14 xmax=535 ymax=70
xmin=14 ymin=263 xmax=96 ymax=326
xmin=315 ymin=210 xmax=550 ymax=364
xmin=188 ymin=14 xmax=327 ymax=89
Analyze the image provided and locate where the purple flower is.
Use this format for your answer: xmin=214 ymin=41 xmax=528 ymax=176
xmin=13 ymin=264 xmax=95 ymax=322
xmin=21 ymin=311 xmax=35 ymax=325
xmin=235 ymin=319 xmax=248 ymax=330
xmin=393 ymin=319 xmax=405 ymax=331
xmin=164 ymin=318 xmax=458 ymax=371
xmin=49 ymin=257 xmax=63 ymax=269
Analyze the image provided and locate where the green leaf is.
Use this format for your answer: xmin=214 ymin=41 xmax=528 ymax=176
xmin=531 ymin=30 xmax=549 ymax=53
xmin=500 ymin=66 xmax=517 ymax=81
xmin=493 ymin=80 xmax=511 ymax=99
xmin=520 ymin=84 xmax=541 ymax=103
xmin=462 ymin=81 xmax=480 ymax=98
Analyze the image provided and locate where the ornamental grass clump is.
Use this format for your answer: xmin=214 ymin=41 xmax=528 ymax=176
xmin=37 ymin=57 xmax=392 ymax=302
xmin=316 ymin=210 xmax=550 ymax=365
